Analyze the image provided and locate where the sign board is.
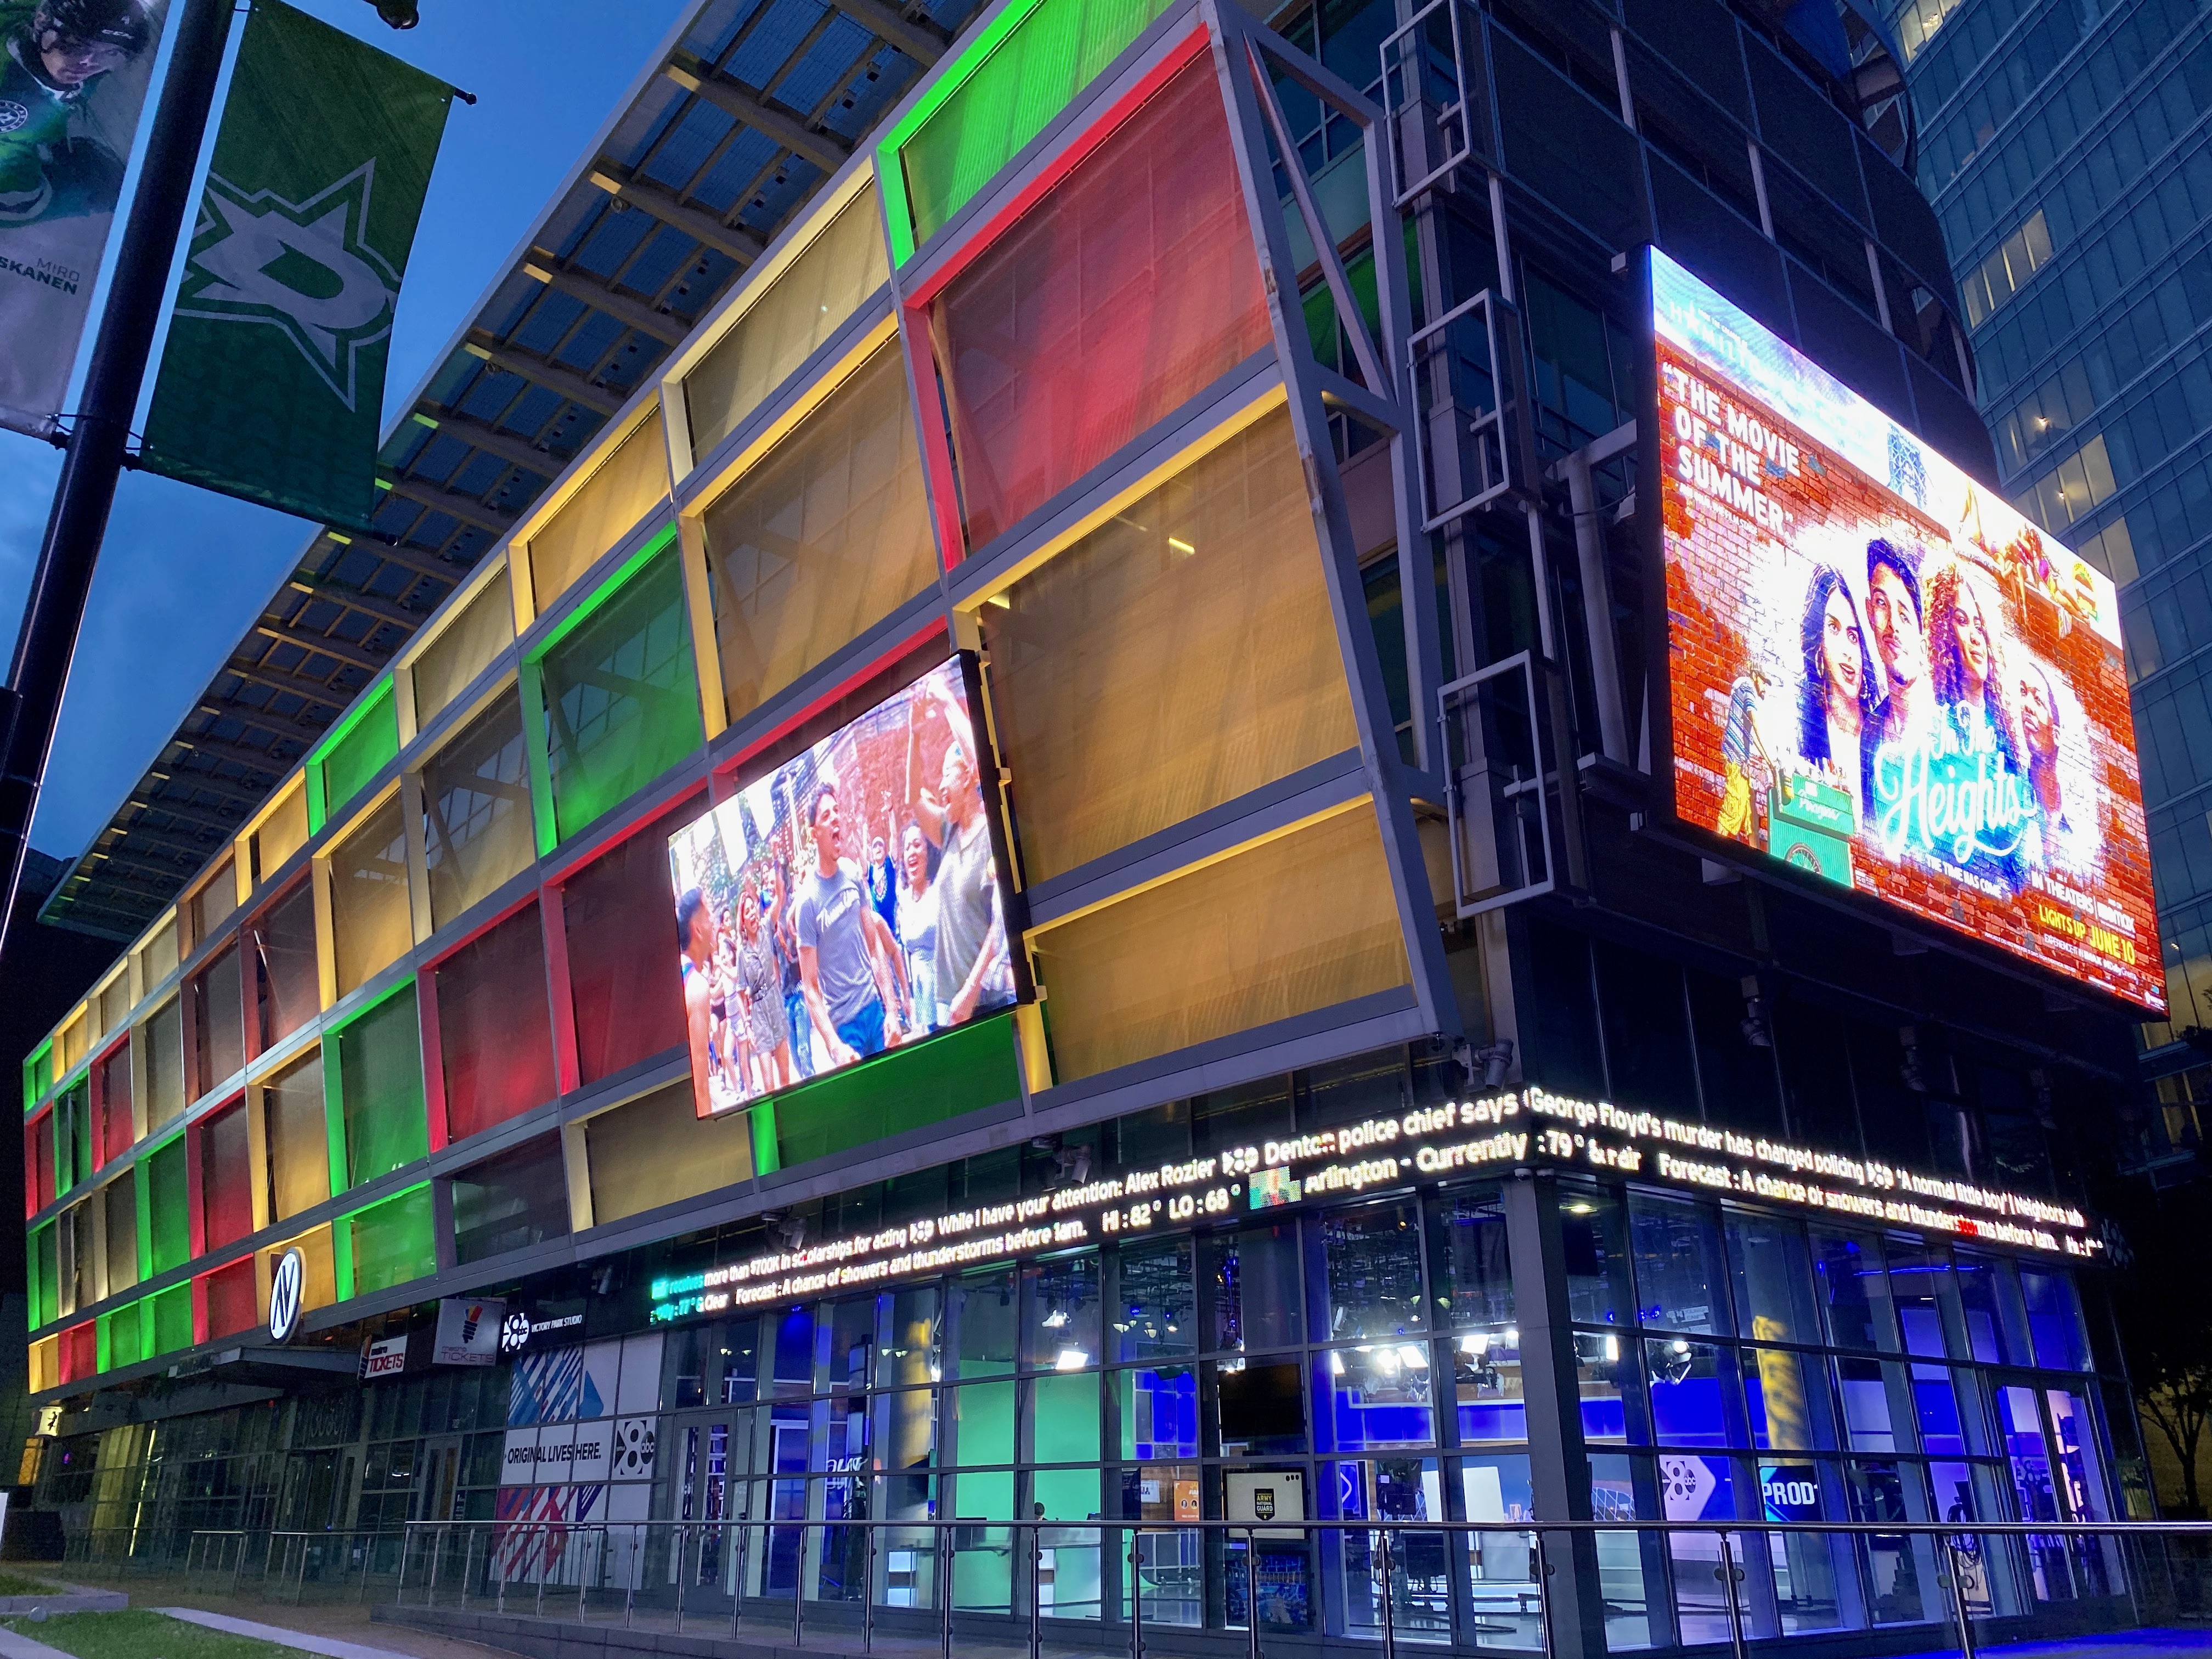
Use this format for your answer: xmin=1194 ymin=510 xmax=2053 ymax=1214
xmin=360 ymin=1335 xmax=407 ymax=1379
xmin=267 ymin=1247 xmax=304 ymax=1343
xmin=433 ymin=1296 xmax=504 ymax=1367
xmin=1225 ymin=1469 xmax=1306 ymax=1539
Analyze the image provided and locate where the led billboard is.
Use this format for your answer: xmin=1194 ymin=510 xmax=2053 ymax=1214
xmin=1652 ymin=250 xmax=2160 ymax=1009
xmin=668 ymin=656 xmax=1020 ymax=1118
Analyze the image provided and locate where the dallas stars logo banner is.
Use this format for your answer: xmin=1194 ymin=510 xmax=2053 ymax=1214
xmin=142 ymin=0 xmax=451 ymax=526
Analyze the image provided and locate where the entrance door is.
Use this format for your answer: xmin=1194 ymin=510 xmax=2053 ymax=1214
xmin=414 ymin=1436 xmax=464 ymax=1523
xmin=1993 ymin=1380 xmax=2117 ymax=1602
xmin=672 ymin=1410 xmax=748 ymax=1598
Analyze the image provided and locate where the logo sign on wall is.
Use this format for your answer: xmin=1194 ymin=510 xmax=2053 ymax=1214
xmin=433 ymin=1297 xmax=505 ymax=1367
xmin=360 ymin=1335 xmax=407 ymax=1380
xmin=267 ymin=1248 xmax=305 ymax=1343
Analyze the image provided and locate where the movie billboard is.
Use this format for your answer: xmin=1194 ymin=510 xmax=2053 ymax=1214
xmin=667 ymin=656 xmax=1020 ymax=1118
xmin=1652 ymin=249 xmax=2160 ymax=1009
xmin=0 ymin=0 xmax=168 ymax=439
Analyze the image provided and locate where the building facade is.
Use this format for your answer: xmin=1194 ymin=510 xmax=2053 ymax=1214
xmin=1890 ymin=0 xmax=2212 ymax=1150
xmin=17 ymin=0 xmax=2162 ymax=1651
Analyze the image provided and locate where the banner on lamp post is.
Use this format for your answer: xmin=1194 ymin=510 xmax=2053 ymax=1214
xmin=0 ymin=0 xmax=170 ymax=439
xmin=140 ymin=0 xmax=450 ymax=526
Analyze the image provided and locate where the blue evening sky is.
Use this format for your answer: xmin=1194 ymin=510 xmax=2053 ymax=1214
xmin=0 ymin=0 xmax=693 ymax=864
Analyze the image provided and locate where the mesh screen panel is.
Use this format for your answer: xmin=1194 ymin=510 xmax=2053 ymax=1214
xmin=143 ymin=998 xmax=184 ymax=1134
xmin=453 ymin=1133 xmax=570 ymax=1264
xmin=202 ymin=1257 xmax=257 ymax=1340
xmin=348 ymin=1185 xmax=435 ymax=1295
xmin=266 ymin=1048 xmax=330 ymax=1221
xmin=251 ymin=884 xmax=319 ymax=1050
xmin=96 ymin=1042 xmax=131 ymax=1165
xmin=424 ymin=690 xmax=534 ymax=928
xmin=411 ymin=575 xmax=515 ymax=730
xmin=540 ymin=546 xmax=703 ymax=842
xmin=255 ymin=785 xmax=310 ymax=882
xmin=563 ymin=809 xmax=695 ymax=1085
xmin=338 ymin=991 xmax=427 ymax=1188
xmin=585 ymin=1079 xmax=754 ymax=1226
xmin=330 ymin=795 xmax=413 ymax=997
xmin=931 ymin=59 xmax=1269 ymax=549
xmin=436 ymin=906 xmax=556 ymax=1144
xmin=773 ymin=1011 xmax=1022 ymax=1167
xmin=1031 ymin=805 xmax=1410 ymax=1080
xmin=103 ymin=1175 xmax=136 ymax=1294
xmin=703 ymin=340 xmax=940 ymax=722
xmin=686 ymin=184 xmax=890 ymax=460
xmin=897 ymin=0 xmax=1181 ymax=250
xmin=193 ymin=946 xmax=244 ymax=1097
xmin=198 ymin=1100 xmax=252 ymax=1251
xmin=146 ymin=1138 xmax=188 ymax=1273
xmin=319 ymin=687 xmax=399 ymax=825
xmin=105 ymin=1301 xmax=142 ymax=1368
xmin=983 ymin=409 xmax=1357 ymax=882
xmin=528 ymin=408 xmax=670 ymax=613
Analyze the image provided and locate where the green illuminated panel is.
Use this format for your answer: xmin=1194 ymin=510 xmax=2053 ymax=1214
xmin=311 ymin=680 xmax=399 ymax=833
xmin=329 ymin=986 xmax=427 ymax=1191
xmin=30 ymin=1222 xmax=54 ymax=1328
xmin=346 ymin=1183 xmax=435 ymax=1296
xmin=25 ymin=1039 xmax=50 ymax=1111
xmin=530 ymin=534 xmax=701 ymax=846
xmin=150 ymin=1284 xmax=192 ymax=1355
xmin=881 ymin=0 xmax=1180 ymax=262
xmin=100 ymin=1301 xmax=145 ymax=1370
xmin=145 ymin=1136 xmax=189 ymax=1274
xmin=772 ymin=1011 xmax=1021 ymax=1169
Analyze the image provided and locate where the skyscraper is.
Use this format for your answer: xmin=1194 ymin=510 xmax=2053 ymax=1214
xmin=1896 ymin=0 xmax=2212 ymax=1150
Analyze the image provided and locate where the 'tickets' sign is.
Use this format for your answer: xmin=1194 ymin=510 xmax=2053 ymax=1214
xmin=1651 ymin=250 xmax=2160 ymax=1011
xmin=433 ymin=1296 xmax=504 ymax=1367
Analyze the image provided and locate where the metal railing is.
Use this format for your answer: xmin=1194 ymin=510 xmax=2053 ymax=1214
xmin=388 ymin=1515 xmax=2212 ymax=1659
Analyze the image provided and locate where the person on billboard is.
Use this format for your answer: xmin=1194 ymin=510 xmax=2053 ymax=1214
xmin=1796 ymin=563 xmax=1875 ymax=820
xmin=0 ymin=0 xmax=155 ymax=225
xmin=795 ymin=783 xmax=910 ymax=1067
xmin=678 ymin=888 xmax=727 ymax=1116
xmin=909 ymin=676 xmax=1011 ymax=1026
xmin=735 ymin=870 xmax=795 ymax=1093
xmin=1864 ymin=540 xmax=1932 ymax=749
xmin=1923 ymin=561 xmax=2033 ymax=889
xmin=896 ymin=820 xmax=940 ymax=1037
xmin=1717 ymin=669 xmax=1774 ymax=848
xmin=867 ymin=798 xmax=901 ymax=939
xmin=775 ymin=839 xmax=814 ymax=1079
xmin=2017 ymin=659 xmax=2092 ymax=874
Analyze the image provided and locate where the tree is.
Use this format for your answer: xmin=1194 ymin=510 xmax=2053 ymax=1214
xmin=2112 ymin=1189 xmax=2212 ymax=1517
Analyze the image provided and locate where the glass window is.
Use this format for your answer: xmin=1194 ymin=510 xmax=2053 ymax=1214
xmin=422 ymin=690 xmax=534 ymax=928
xmin=538 ymin=544 xmax=701 ymax=842
xmin=188 ymin=860 xmax=238 ymax=955
xmin=930 ymin=57 xmax=1272 ymax=550
xmin=1812 ymin=1229 xmax=1898 ymax=1351
xmin=191 ymin=945 xmax=244 ymax=1098
xmin=1217 ymin=1357 xmax=1307 ymax=1454
xmin=1629 ymin=1193 xmax=1730 ymax=1335
xmin=1645 ymin=1339 xmax=1740 ymax=1447
xmin=1113 ymin=1239 xmax=1195 ymax=1362
xmin=1427 ymin=1184 xmax=1512 ymax=1333
xmin=1451 ymin=1326 xmax=1525 ymax=1444
xmin=1952 ymin=1251 xmax=2031 ymax=1366
xmin=196 ymin=1099 xmax=252 ymax=1251
xmin=103 ymin=1176 xmax=137 ymax=1295
xmin=2018 ymin=1267 xmax=2089 ymax=1372
xmin=701 ymin=338 xmax=938 ymax=724
xmin=434 ymin=905 xmax=556 ymax=1143
xmin=95 ymin=1041 xmax=131 ymax=1166
xmin=1562 ymin=1185 xmax=1632 ymax=1327
xmin=879 ymin=1284 xmax=940 ymax=1390
xmin=1204 ymin=1221 xmax=1304 ymax=1352
xmin=1743 ymin=1346 xmax=1835 ymax=1452
xmin=1118 ymin=1364 xmax=1199 ymax=1459
xmin=249 ymin=883 xmax=319 ymax=1051
xmin=265 ymin=1047 xmax=330 ymax=1222
xmin=1725 ymin=1210 xmax=1820 ymax=1345
xmin=981 ymin=409 xmax=1360 ymax=883
xmin=329 ymin=795 xmax=413 ymax=997
xmin=952 ymin=1269 xmax=1018 ymax=1379
xmin=1322 ymin=1199 xmax=1425 ymax=1340
xmin=1324 ymin=1342 xmax=1436 ymax=1450
xmin=1031 ymin=1370 xmax=1100 ymax=1462
xmin=336 ymin=991 xmax=426 ymax=1188
xmin=1885 ymin=1238 xmax=1962 ymax=1359
xmin=1577 ymin=1331 xmax=1630 ymax=1443
xmin=1834 ymin=1357 xmax=1912 ymax=1451
xmin=527 ymin=408 xmax=669 ymax=611
xmin=1907 ymin=1363 xmax=1987 ymax=1457
xmin=952 ymin=1379 xmax=1016 ymax=1465
xmin=411 ymin=573 xmax=514 ymax=731
xmin=1024 ymin=1253 xmax=1101 ymax=1371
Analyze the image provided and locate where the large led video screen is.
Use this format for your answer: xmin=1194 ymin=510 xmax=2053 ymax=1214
xmin=1652 ymin=249 xmax=2160 ymax=1009
xmin=668 ymin=656 xmax=1020 ymax=1117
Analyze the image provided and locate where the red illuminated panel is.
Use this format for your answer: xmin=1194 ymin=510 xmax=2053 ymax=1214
xmin=58 ymin=1321 xmax=95 ymax=1384
xmin=95 ymin=1041 xmax=131 ymax=1166
xmin=201 ymin=1257 xmax=258 ymax=1341
xmin=563 ymin=804 xmax=697 ymax=1086
xmin=249 ymin=882 xmax=318 ymax=1053
xmin=195 ymin=1098 xmax=252 ymax=1252
xmin=24 ymin=1110 xmax=50 ymax=1218
xmin=436 ymin=906 xmax=558 ymax=1143
xmin=928 ymin=57 xmax=1271 ymax=551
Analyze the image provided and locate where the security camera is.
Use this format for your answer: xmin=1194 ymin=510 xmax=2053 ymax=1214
xmin=1454 ymin=1038 xmax=1516 ymax=1090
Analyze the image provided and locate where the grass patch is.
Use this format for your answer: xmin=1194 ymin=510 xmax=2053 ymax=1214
xmin=0 ymin=1611 xmax=319 ymax=1659
xmin=0 ymin=1573 xmax=59 ymax=1598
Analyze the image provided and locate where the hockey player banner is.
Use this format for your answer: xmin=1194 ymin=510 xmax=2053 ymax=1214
xmin=0 ymin=0 xmax=166 ymax=439
xmin=140 ymin=0 xmax=450 ymax=525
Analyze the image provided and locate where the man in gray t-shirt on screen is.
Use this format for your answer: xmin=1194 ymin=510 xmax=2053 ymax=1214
xmin=795 ymin=782 xmax=909 ymax=1068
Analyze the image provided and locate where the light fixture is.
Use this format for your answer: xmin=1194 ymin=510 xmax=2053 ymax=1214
xmin=1042 ymin=1309 xmax=1069 ymax=1329
xmin=1604 ymin=1334 xmax=1620 ymax=1362
xmin=1329 ymin=1351 xmax=1347 ymax=1375
xmin=1167 ymin=537 xmax=1196 ymax=556
xmin=1566 ymin=1201 xmax=1594 ymax=1215
xmin=1054 ymin=1347 xmax=1090 ymax=1370
xmin=1398 ymin=1344 xmax=1429 ymax=1371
